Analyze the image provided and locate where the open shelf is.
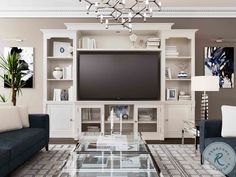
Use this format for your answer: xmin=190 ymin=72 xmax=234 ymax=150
xmin=47 ymin=79 xmax=73 ymax=81
xmin=46 ymin=101 xmax=74 ymax=104
xmin=77 ymin=48 xmax=161 ymax=52
xmin=47 ymin=56 xmax=73 ymax=60
xmin=138 ymin=121 xmax=157 ymax=124
xmin=166 ymin=79 xmax=191 ymax=81
xmin=105 ymin=120 xmax=134 ymax=124
xmin=166 ymin=56 xmax=191 ymax=60
xmin=82 ymin=121 xmax=101 ymax=124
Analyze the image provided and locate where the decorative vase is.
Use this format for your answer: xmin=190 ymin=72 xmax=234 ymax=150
xmin=129 ymin=33 xmax=138 ymax=48
xmin=53 ymin=67 xmax=63 ymax=79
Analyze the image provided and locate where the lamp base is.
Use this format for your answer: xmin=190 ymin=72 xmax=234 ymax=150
xmin=200 ymin=92 xmax=208 ymax=120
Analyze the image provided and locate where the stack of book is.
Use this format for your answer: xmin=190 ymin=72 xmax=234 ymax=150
xmin=62 ymin=65 xmax=72 ymax=80
xmin=87 ymin=126 xmax=100 ymax=132
xmin=139 ymin=115 xmax=153 ymax=121
xmin=53 ymin=89 xmax=62 ymax=101
xmin=146 ymin=38 xmax=161 ymax=49
xmin=81 ymin=37 xmax=96 ymax=49
xmin=53 ymin=86 xmax=73 ymax=101
xmin=166 ymin=46 xmax=179 ymax=56
xmin=68 ymin=86 xmax=73 ymax=101
xmin=179 ymin=95 xmax=191 ymax=101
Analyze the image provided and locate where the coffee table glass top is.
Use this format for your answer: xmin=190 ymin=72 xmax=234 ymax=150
xmin=61 ymin=152 xmax=159 ymax=177
xmin=77 ymin=132 xmax=148 ymax=153
xmin=59 ymin=132 xmax=161 ymax=177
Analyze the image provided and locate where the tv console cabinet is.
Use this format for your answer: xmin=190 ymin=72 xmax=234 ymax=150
xmin=41 ymin=23 xmax=197 ymax=140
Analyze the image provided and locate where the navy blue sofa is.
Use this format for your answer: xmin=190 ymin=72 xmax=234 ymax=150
xmin=200 ymin=119 xmax=236 ymax=177
xmin=0 ymin=114 xmax=49 ymax=177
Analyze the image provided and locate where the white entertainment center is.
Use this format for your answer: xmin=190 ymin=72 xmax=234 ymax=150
xmin=41 ymin=23 xmax=197 ymax=140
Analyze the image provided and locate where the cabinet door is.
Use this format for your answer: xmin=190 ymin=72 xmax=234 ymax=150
xmin=165 ymin=105 xmax=193 ymax=138
xmin=47 ymin=105 xmax=73 ymax=138
xmin=135 ymin=105 xmax=164 ymax=140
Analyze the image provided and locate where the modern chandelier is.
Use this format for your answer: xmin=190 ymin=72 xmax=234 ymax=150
xmin=79 ymin=0 xmax=162 ymax=31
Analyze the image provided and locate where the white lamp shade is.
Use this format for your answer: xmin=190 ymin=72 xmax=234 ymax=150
xmin=191 ymin=76 xmax=219 ymax=91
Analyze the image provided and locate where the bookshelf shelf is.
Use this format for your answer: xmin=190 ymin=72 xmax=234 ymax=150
xmin=166 ymin=56 xmax=191 ymax=60
xmin=77 ymin=48 xmax=162 ymax=52
xmin=104 ymin=120 xmax=134 ymax=124
xmin=47 ymin=79 xmax=73 ymax=81
xmin=165 ymin=79 xmax=191 ymax=81
xmin=138 ymin=121 xmax=157 ymax=123
xmin=82 ymin=121 xmax=101 ymax=124
xmin=47 ymin=56 xmax=73 ymax=60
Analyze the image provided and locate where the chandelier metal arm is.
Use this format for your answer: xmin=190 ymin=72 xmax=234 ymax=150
xmin=79 ymin=0 xmax=161 ymax=31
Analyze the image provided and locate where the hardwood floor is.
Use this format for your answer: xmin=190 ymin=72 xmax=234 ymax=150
xmin=49 ymin=138 xmax=77 ymax=144
xmin=146 ymin=138 xmax=194 ymax=144
xmin=49 ymin=138 xmax=195 ymax=144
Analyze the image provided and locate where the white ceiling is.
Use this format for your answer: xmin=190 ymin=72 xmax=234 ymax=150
xmin=1 ymin=0 xmax=236 ymax=8
xmin=0 ymin=0 xmax=236 ymax=17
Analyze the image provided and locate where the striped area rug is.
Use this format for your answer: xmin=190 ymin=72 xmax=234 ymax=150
xmin=149 ymin=144 xmax=225 ymax=177
xmin=11 ymin=144 xmax=225 ymax=177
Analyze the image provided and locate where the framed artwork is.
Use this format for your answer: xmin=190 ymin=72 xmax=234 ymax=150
xmin=53 ymin=42 xmax=72 ymax=57
xmin=4 ymin=47 xmax=34 ymax=88
xmin=204 ymin=47 xmax=234 ymax=88
xmin=167 ymin=88 xmax=178 ymax=100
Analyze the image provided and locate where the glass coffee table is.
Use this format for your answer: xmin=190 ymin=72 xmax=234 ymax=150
xmin=59 ymin=132 xmax=163 ymax=177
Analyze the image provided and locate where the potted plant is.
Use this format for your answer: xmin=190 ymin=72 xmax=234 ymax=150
xmin=0 ymin=94 xmax=8 ymax=103
xmin=0 ymin=50 xmax=25 ymax=106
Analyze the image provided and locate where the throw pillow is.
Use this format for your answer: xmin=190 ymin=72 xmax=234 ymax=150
xmin=0 ymin=106 xmax=23 ymax=133
xmin=18 ymin=105 xmax=30 ymax=128
xmin=221 ymin=105 xmax=236 ymax=137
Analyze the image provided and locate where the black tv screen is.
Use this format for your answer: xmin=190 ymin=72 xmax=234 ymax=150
xmin=77 ymin=51 xmax=160 ymax=100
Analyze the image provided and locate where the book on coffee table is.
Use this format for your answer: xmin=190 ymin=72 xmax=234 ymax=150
xmin=82 ymin=156 xmax=108 ymax=168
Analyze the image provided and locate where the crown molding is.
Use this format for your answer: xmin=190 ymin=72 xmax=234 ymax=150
xmin=1 ymin=7 xmax=236 ymax=18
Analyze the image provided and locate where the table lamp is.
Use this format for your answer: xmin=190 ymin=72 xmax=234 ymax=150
xmin=191 ymin=76 xmax=219 ymax=119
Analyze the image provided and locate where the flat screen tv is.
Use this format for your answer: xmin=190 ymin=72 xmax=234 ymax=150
xmin=77 ymin=51 xmax=160 ymax=100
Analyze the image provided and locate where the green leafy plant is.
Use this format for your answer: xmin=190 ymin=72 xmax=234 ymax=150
xmin=0 ymin=52 xmax=25 ymax=106
xmin=0 ymin=94 xmax=8 ymax=103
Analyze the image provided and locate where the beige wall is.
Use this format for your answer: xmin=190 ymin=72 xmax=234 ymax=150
xmin=0 ymin=18 xmax=236 ymax=118
xmin=0 ymin=18 xmax=90 ymax=113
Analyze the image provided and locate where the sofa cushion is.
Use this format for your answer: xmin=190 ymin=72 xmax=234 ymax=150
xmin=0 ymin=149 xmax=10 ymax=167
xmin=205 ymin=137 xmax=236 ymax=149
xmin=221 ymin=105 xmax=236 ymax=137
xmin=0 ymin=128 xmax=47 ymax=159
xmin=0 ymin=106 xmax=23 ymax=133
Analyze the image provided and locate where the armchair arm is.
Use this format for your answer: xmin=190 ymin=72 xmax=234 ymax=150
xmin=200 ymin=119 xmax=222 ymax=153
xmin=29 ymin=114 xmax=49 ymax=143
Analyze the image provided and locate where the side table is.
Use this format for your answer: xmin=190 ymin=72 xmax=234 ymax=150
xmin=182 ymin=120 xmax=200 ymax=150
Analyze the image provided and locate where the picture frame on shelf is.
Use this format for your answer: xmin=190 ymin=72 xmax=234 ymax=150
xmin=53 ymin=42 xmax=72 ymax=57
xmin=166 ymin=88 xmax=178 ymax=100
xmin=165 ymin=67 xmax=172 ymax=79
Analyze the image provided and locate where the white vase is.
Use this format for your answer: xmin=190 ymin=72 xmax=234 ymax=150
xmin=53 ymin=70 xmax=63 ymax=79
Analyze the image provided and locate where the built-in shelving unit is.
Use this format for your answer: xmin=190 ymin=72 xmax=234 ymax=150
xmin=41 ymin=23 xmax=197 ymax=140
xmin=41 ymin=31 xmax=76 ymax=103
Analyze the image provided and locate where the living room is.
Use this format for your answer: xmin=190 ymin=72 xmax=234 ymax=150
xmin=0 ymin=1 xmax=236 ymax=177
